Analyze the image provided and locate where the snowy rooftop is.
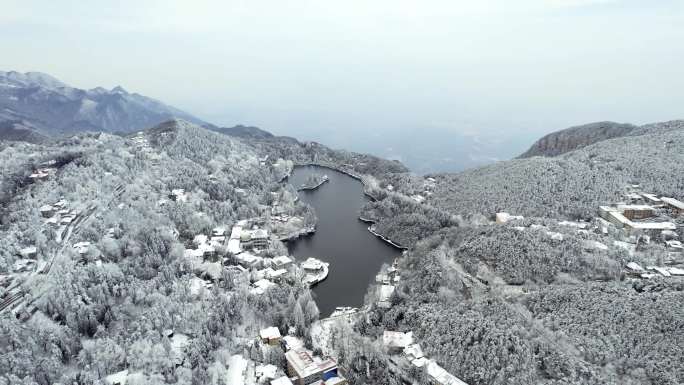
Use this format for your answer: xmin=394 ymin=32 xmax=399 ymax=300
xmin=383 ymin=331 xmax=413 ymax=349
xmin=272 ymin=255 xmax=293 ymax=267
xmin=260 ymin=326 xmax=281 ymax=341
xmin=628 ymin=221 xmax=676 ymax=230
xmin=404 ymin=343 xmax=424 ymax=360
xmin=104 ymin=369 xmax=129 ymax=385
xmin=661 ymin=197 xmax=684 ymax=209
xmin=271 ymin=376 xmax=294 ymax=385
xmin=379 ymin=285 xmax=396 ymax=302
xmin=282 ymin=335 xmax=304 ymax=351
xmin=426 ymin=360 xmax=468 ymax=385
xmin=285 ymin=348 xmax=338 ymax=379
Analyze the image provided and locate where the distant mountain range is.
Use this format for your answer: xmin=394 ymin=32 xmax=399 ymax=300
xmin=0 ymin=70 xmax=205 ymax=139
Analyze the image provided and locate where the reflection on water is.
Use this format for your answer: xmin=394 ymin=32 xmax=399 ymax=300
xmin=286 ymin=165 xmax=400 ymax=316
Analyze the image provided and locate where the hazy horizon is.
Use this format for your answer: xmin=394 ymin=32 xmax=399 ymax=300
xmin=3 ymin=0 xmax=683 ymax=172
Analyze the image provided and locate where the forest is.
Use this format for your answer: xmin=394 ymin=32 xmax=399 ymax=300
xmin=2 ymin=119 xmax=684 ymax=385
xmin=0 ymin=121 xmax=322 ymax=384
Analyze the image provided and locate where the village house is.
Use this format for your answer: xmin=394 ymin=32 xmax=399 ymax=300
xmin=383 ymin=331 xmax=414 ymax=353
xmin=73 ymin=242 xmax=91 ymax=255
xmin=169 ymin=189 xmax=189 ymax=202
xmin=285 ymin=347 xmax=347 ymax=385
xmin=271 ymin=377 xmax=295 ymax=385
xmin=426 ymin=360 xmax=469 ymax=385
xmin=235 ymin=251 xmax=262 ymax=268
xmin=641 ymin=193 xmax=662 ymax=205
xmin=617 ymin=204 xmax=656 ymax=220
xmin=13 ymin=259 xmax=36 ymax=273
xmin=19 ymin=246 xmax=37 ymax=259
xmin=301 ymin=258 xmax=329 ymax=286
xmin=377 ymin=284 xmax=396 ymax=308
xmin=272 ymin=255 xmax=294 ymax=269
xmin=260 ymin=326 xmax=282 ymax=345
xmin=250 ymin=279 xmax=275 ymax=295
xmin=661 ymin=197 xmax=684 ymax=215
xmin=39 ymin=205 xmax=54 ymax=218
xmin=495 ymin=212 xmax=524 ymax=224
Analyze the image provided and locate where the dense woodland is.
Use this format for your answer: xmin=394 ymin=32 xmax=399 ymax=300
xmin=2 ymin=119 xmax=684 ymax=385
xmin=0 ymin=122 xmax=321 ymax=384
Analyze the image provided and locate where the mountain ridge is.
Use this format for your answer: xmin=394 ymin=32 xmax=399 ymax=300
xmin=0 ymin=70 xmax=206 ymax=138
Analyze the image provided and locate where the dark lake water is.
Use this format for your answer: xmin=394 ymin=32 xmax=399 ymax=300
xmin=286 ymin=165 xmax=400 ymax=317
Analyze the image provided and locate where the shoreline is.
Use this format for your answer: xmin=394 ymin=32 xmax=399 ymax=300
xmin=292 ymin=162 xmax=381 ymax=201
xmin=297 ymin=177 xmax=329 ymax=191
xmin=367 ymin=225 xmax=407 ymax=250
xmin=279 ymin=226 xmax=316 ymax=242
xmin=287 ymin=163 xmax=407 ymax=250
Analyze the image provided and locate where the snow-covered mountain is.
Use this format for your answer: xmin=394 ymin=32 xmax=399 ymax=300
xmin=0 ymin=71 xmax=205 ymax=137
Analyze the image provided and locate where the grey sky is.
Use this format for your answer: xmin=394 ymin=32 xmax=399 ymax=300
xmin=2 ymin=0 xmax=683 ymax=169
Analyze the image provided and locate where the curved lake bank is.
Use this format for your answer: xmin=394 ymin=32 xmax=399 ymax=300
xmin=286 ymin=165 xmax=400 ymax=316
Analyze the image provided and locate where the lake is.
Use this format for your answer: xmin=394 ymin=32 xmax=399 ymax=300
xmin=286 ymin=165 xmax=400 ymax=317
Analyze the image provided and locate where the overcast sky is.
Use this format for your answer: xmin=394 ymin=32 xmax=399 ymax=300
xmin=2 ymin=0 xmax=683 ymax=164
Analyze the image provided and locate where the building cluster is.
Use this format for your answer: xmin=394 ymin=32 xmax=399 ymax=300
xmin=40 ymin=199 xmax=81 ymax=240
xmin=383 ymin=331 xmax=468 ymax=385
xmin=183 ymin=219 xmax=328 ymax=295
xmin=596 ymin=187 xmax=683 ymax=278
xmin=598 ymin=192 xmax=682 ymax=241
xmin=410 ymin=177 xmax=437 ymax=204
xmin=376 ymin=259 xmax=401 ymax=308
xmin=257 ymin=328 xmax=347 ymax=385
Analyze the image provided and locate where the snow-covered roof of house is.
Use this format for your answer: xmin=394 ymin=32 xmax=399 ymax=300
xmin=379 ymin=285 xmax=396 ymax=302
xmin=253 ymin=229 xmax=268 ymax=239
xmin=412 ymin=357 xmax=429 ymax=368
xmin=189 ymin=277 xmax=211 ymax=296
xmin=19 ymin=246 xmax=37 ymax=257
xmin=661 ymin=197 xmax=684 ymax=209
xmin=271 ymin=376 xmax=294 ymax=385
xmin=647 ymin=266 xmax=671 ymax=277
xmin=617 ymin=204 xmax=655 ymax=211
xmin=324 ymin=377 xmax=347 ymax=385
xmin=228 ymin=239 xmax=242 ymax=254
xmin=285 ymin=348 xmax=338 ymax=380
xmin=266 ymin=268 xmax=287 ymax=279
xmin=626 ymin=262 xmax=644 ymax=272
xmin=236 ymin=252 xmax=261 ymax=265
xmin=272 ymin=255 xmax=293 ymax=266
xmin=404 ymin=343 xmax=424 ymax=360
xmin=260 ymin=326 xmax=281 ymax=341
xmin=628 ymin=221 xmax=676 ymax=231
xmin=282 ymin=335 xmax=304 ymax=351
xmin=212 ymin=227 xmax=226 ymax=236
xmin=302 ymin=257 xmax=325 ymax=271
xmin=668 ymin=267 xmax=684 ymax=276
xmin=193 ymin=234 xmax=208 ymax=245
xmin=426 ymin=360 xmax=468 ymax=385
xmin=383 ymin=331 xmax=413 ymax=349
xmin=39 ymin=205 xmax=53 ymax=212
xmin=256 ymin=364 xmax=278 ymax=381
xmin=230 ymin=226 xmax=243 ymax=239
xmin=641 ymin=193 xmax=661 ymax=203
xmin=104 ymin=369 xmax=129 ymax=385
xmin=666 ymin=240 xmax=683 ymax=248
xmin=250 ymin=279 xmax=275 ymax=295
xmin=73 ymin=242 xmax=91 ymax=254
